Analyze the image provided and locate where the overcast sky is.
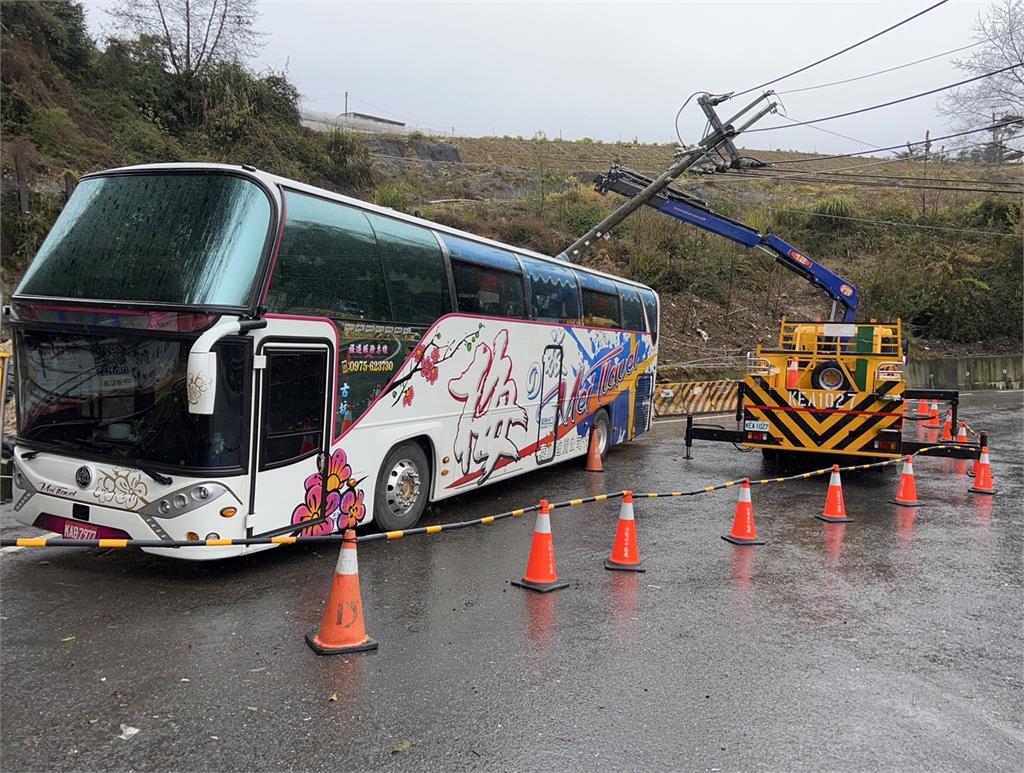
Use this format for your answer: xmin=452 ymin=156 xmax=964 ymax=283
xmin=83 ymin=0 xmax=997 ymax=154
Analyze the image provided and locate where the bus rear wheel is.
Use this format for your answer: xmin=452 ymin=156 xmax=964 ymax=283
xmin=374 ymin=441 xmax=429 ymax=532
xmin=589 ymin=409 xmax=611 ymax=462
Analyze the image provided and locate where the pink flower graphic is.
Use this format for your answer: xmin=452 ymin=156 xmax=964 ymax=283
xmin=429 ymin=346 xmax=440 ymax=363
xmin=340 ymin=488 xmax=367 ymax=526
xmin=403 ymin=386 xmax=415 ymax=406
xmin=420 ymin=357 xmax=439 ymax=385
xmin=303 ymin=449 xmax=353 ymax=496
xmin=324 ymin=448 xmax=352 ymax=493
xmin=412 ymin=344 xmax=426 ymax=363
xmin=291 ymin=485 xmax=341 ymax=537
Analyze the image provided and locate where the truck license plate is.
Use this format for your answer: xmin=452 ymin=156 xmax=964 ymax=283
xmin=744 ymin=420 xmax=770 ymax=432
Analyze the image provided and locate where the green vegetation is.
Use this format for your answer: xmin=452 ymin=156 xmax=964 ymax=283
xmin=0 ymin=0 xmax=374 ymax=286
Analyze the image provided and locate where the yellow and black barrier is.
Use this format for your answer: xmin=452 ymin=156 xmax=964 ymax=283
xmin=0 ymin=448 xmax=948 ymax=552
xmin=654 ymin=380 xmax=739 ymax=417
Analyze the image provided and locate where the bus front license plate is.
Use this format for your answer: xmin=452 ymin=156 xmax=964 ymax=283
xmin=744 ymin=421 xmax=769 ymax=432
xmin=63 ymin=520 xmax=98 ymax=541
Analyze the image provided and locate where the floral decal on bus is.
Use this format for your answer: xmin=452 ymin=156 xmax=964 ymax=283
xmin=389 ymin=323 xmax=485 ymax=407
xmin=448 ymin=329 xmax=529 ymax=484
xmin=291 ymin=448 xmax=366 ymax=536
xmin=93 ymin=467 xmax=150 ymax=509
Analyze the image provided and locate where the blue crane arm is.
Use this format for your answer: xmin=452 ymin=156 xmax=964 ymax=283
xmin=595 ymin=167 xmax=859 ymax=322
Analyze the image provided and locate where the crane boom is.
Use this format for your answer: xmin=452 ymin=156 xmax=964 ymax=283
xmin=593 ymin=166 xmax=859 ymax=322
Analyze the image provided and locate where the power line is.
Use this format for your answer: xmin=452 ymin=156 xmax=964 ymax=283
xmin=732 ymin=0 xmax=952 ymax=98
xmin=745 ymin=64 xmax=1024 ymax=133
xmin=759 ymin=119 xmax=1023 ymax=164
xmin=776 ymin=36 xmax=1000 ymax=96
xmin=765 ymin=168 xmax=1023 ymax=186
xmin=776 ymin=112 xmax=881 ymax=152
xmin=767 ymin=134 xmax=1024 ymax=174
xmin=719 ymin=170 xmax=1021 ymax=195
xmin=761 ymin=207 xmax=1023 ymax=238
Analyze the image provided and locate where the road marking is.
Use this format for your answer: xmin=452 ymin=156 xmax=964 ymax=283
xmin=0 ymin=531 xmax=59 ymax=554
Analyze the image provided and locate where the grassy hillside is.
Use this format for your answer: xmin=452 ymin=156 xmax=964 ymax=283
xmin=2 ymin=0 xmax=1021 ymax=370
xmin=0 ymin=1 xmax=375 ymax=288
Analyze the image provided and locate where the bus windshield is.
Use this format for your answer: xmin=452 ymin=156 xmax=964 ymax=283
xmin=15 ymin=329 xmax=248 ymax=471
xmin=16 ymin=172 xmax=272 ymax=307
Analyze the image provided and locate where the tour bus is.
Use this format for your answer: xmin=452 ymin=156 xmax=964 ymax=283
xmin=8 ymin=163 xmax=659 ymax=559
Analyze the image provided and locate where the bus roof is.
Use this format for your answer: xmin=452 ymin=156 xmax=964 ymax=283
xmin=87 ymin=162 xmax=657 ymax=295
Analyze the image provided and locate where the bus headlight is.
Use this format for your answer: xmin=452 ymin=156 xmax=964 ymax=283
xmin=141 ymin=483 xmax=231 ymax=519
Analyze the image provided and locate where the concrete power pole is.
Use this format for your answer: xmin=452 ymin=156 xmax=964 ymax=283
xmin=558 ymin=92 xmax=777 ymax=263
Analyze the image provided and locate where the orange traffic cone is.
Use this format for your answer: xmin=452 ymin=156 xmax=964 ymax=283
xmin=584 ymin=425 xmax=603 ymax=472
xmin=940 ymin=413 xmax=953 ymax=441
xmin=605 ymin=491 xmax=644 ymax=572
xmin=306 ymin=530 xmax=378 ymax=655
xmin=785 ymin=358 xmax=800 ymax=389
xmin=889 ymin=456 xmax=921 ymax=507
xmin=968 ymin=447 xmax=996 ymax=495
xmin=923 ymin=401 xmax=941 ymax=428
xmin=722 ymin=479 xmax=764 ymax=545
xmin=512 ymin=500 xmax=569 ymax=592
xmin=968 ymin=447 xmax=982 ymax=478
xmin=816 ymin=465 xmax=854 ymax=523
xmin=915 ymin=398 xmax=929 ymax=415
xmin=955 ymin=422 xmax=968 ymax=443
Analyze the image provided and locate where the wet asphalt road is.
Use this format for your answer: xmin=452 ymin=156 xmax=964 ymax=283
xmin=1 ymin=391 xmax=1022 ymax=772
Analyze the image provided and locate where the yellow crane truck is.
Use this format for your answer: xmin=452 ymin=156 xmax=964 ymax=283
xmin=591 ymin=166 xmax=983 ymax=464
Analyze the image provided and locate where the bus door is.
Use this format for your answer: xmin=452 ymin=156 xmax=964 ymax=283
xmin=536 ymin=345 xmax=563 ymax=464
xmin=249 ymin=343 xmax=333 ymax=537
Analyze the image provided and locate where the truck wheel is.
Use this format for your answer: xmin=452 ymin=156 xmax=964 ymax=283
xmin=374 ymin=442 xmax=429 ymax=531
xmin=810 ymin=360 xmax=850 ymax=391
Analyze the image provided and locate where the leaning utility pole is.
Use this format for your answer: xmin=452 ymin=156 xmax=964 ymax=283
xmin=558 ymin=91 xmax=777 ymax=262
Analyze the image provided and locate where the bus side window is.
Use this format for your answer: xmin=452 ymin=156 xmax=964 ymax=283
xmin=575 ymin=270 xmax=622 ymax=329
xmin=521 ymin=255 xmax=582 ymax=324
xmin=266 ymin=192 xmax=389 ymax=320
xmin=367 ymin=213 xmax=451 ymax=325
xmin=638 ymin=287 xmax=659 ymax=342
xmin=451 ymin=260 xmax=525 ymax=319
xmin=617 ymin=283 xmax=646 ymax=332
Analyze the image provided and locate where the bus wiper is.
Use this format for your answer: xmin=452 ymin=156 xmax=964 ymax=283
xmin=22 ymin=436 xmax=173 ymax=486
xmin=103 ymin=443 xmax=174 ymax=486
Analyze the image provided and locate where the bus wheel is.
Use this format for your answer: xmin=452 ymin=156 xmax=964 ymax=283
xmin=590 ymin=409 xmax=611 ymax=462
xmin=374 ymin=442 xmax=429 ymax=532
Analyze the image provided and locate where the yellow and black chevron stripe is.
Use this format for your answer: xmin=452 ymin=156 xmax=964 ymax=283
xmin=743 ymin=376 xmax=905 ymax=457
xmin=654 ymin=380 xmax=739 ymax=417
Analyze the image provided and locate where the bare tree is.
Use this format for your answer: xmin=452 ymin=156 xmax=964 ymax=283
xmin=110 ymin=0 xmax=265 ymax=79
xmin=938 ymin=0 xmax=1024 ymax=160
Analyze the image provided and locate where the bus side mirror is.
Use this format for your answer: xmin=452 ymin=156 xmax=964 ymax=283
xmin=186 ymin=317 xmax=267 ymax=416
xmin=187 ymin=351 xmax=219 ymax=415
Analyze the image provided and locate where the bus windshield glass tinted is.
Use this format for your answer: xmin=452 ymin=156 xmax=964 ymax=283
xmin=15 ymin=329 xmax=248 ymax=471
xmin=17 ymin=173 xmax=272 ymax=306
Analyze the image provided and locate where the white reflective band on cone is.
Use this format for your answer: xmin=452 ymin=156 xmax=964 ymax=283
xmin=739 ymin=485 xmax=751 ymax=503
xmin=620 ymin=501 xmax=635 ymax=521
xmin=534 ymin=512 xmax=551 ymax=534
xmin=830 ymin=471 xmax=842 ymax=486
xmin=337 ymin=544 xmax=359 ymax=575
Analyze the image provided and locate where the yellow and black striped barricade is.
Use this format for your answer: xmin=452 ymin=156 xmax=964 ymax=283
xmin=654 ymin=380 xmax=739 ymax=417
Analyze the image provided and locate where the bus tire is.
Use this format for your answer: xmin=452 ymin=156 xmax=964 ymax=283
xmin=374 ymin=441 xmax=430 ymax=532
xmin=588 ymin=409 xmax=611 ymax=463
xmin=810 ymin=360 xmax=850 ymax=391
